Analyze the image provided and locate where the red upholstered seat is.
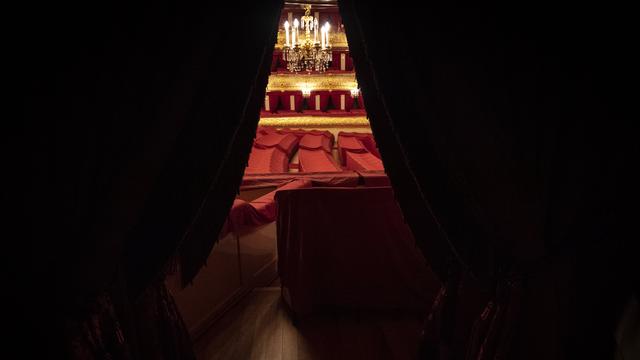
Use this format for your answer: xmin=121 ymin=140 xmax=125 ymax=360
xmin=276 ymin=134 xmax=299 ymax=155
xmin=299 ymin=132 xmax=334 ymax=153
xmin=339 ymin=131 xmax=380 ymax=159
xmin=254 ymin=133 xmax=284 ymax=148
xmin=279 ymin=90 xmax=304 ymax=112
xmin=277 ymin=128 xmax=308 ymax=139
xmin=298 ymin=149 xmax=341 ymax=173
xmin=308 ymin=90 xmax=330 ymax=112
xmin=329 ymin=90 xmax=353 ymax=111
xmin=358 ymin=135 xmax=380 ymax=158
xmin=337 ymin=135 xmax=367 ymax=151
xmin=337 ymin=134 xmax=367 ymax=165
xmin=256 ymin=126 xmax=278 ymax=137
xmin=308 ymin=129 xmax=333 ymax=137
xmin=245 ymin=146 xmax=289 ymax=174
xmin=254 ymin=133 xmax=299 ymax=156
xmin=344 ymin=151 xmax=384 ymax=171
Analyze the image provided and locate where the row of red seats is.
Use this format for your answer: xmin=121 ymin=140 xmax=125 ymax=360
xmin=246 ymin=127 xmax=340 ymax=175
xmin=263 ymin=90 xmax=364 ymax=114
xmin=271 ymin=50 xmax=354 ymax=72
xmin=245 ymin=127 xmax=384 ymax=175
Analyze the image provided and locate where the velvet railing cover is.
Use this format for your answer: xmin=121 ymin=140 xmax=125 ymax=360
xmin=276 ymin=187 xmax=440 ymax=315
xmin=339 ymin=1 xmax=635 ymax=359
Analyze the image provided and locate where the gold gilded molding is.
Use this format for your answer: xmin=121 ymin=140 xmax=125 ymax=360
xmin=276 ymin=30 xmax=348 ymax=49
xmin=266 ymin=72 xmax=358 ymax=91
xmin=259 ymin=116 xmax=370 ymax=127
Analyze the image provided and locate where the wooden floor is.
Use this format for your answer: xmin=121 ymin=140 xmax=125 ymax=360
xmin=194 ymin=285 xmax=425 ymax=360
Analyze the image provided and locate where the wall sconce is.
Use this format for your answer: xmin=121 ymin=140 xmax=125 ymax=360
xmin=299 ymin=82 xmax=313 ymax=97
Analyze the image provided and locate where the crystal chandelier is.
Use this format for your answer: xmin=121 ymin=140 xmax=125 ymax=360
xmin=282 ymin=5 xmax=332 ymax=73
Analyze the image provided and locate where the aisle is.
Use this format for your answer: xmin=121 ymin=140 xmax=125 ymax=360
xmin=194 ymin=285 xmax=424 ymax=360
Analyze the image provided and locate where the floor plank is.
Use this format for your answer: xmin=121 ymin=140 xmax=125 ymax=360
xmin=194 ymin=286 xmax=425 ymax=360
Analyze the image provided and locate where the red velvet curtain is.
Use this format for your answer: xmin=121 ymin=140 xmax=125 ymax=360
xmin=339 ymin=1 xmax=635 ymax=359
xmin=16 ymin=0 xmax=283 ymax=358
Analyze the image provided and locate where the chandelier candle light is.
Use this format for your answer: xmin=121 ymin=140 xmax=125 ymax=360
xmin=283 ymin=4 xmax=332 ymax=73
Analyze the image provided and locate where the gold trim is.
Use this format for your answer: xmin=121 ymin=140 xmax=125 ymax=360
xmin=276 ymin=29 xmax=348 ymax=49
xmin=259 ymin=116 xmax=370 ymax=127
xmin=267 ymin=72 xmax=357 ymax=91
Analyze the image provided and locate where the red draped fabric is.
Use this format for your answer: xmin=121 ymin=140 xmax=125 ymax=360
xmin=241 ymin=171 xmax=361 ymax=188
xmin=337 ymin=134 xmax=368 ymax=164
xmin=225 ymin=179 xmax=312 ymax=235
xmin=276 ymin=187 xmax=440 ymax=316
xmin=306 ymin=129 xmax=334 ymax=137
xmin=274 ymin=128 xmax=299 ymax=138
xmin=298 ymin=149 xmax=342 ymax=173
xmin=356 ymin=170 xmax=391 ymax=186
xmin=345 ymin=151 xmax=385 ymax=171
xmin=245 ymin=147 xmax=289 ymax=174
xmin=297 ymin=131 xmax=340 ymax=172
xmin=256 ymin=126 xmax=278 ymax=137
xmin=277 ymin=128 xmax=312 ymax=139
xmin=298 ymin=131 xmax=334 ymax=153
xmin=339 ymin=131 xmax=380 ymax=158
xmin=360 ymin=136 xmax=380 ymax=158
xmin=254 ymin=132 xmax=299 ymax=155
xmin=248 ymin=129 xmax=383 ymax=175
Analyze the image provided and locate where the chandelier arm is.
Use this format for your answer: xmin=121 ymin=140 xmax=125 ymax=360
xmin=281 ymin=4 xmax=332 ymax=73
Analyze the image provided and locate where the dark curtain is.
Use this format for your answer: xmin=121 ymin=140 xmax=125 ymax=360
xmin=340 ymin=1 xmax=636 ymax=359
xmin=15 ymin=0 xmax=282 ymax=358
